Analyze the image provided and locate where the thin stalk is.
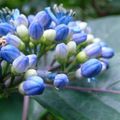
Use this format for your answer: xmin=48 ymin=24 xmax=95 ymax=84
xmin=46 ymin=84 xmax=120 ymax=94
xmin=22 ymin=96 xmax=30 ymax=120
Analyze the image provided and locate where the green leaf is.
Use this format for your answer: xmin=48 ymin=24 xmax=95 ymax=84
xmin=0 ymin=94 xmax=23 ymax=120
xmin=33 ymin=16 xmax=120 ymax=120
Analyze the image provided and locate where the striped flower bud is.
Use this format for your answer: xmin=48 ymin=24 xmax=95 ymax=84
xmin=81 ymin=59 xmax=102 ymax=78
xmin=0 ymin=23 xmax=15 ymax=36
xmin=54 ymin=74 xmax=69 ymax=88
xmin=29 ymin=21 xmax=43 ymax=41
xmin=16 ymin=25 xmax=29 ymax=42
xmin=4 ymin=34 xmax=25 ymax=50
xmin=55 ymin=43 xmax=68 ymax=63
xmin=1 ymin=44 xmax=20 ymax=63
xmin=72 ymin=32 xmax=87 ymax=44
xmin=83 ymin=43 xmax=101 ymax=58
xmin=14 ymin=14 xmax=28 ymax=27
xmin=101 ymin=47 xmax=114 ymax=58
xmin=55 ymin=24 xmax=69 ymax=41
xmin=19 ymin=76 xmax=45 ymax=95
xmin=34 ymin=11 xmax=51 ymax=28
xmin=12 ymin=55 xmax=29 ymax=74
xmin=27 ymin=54 xmax=37 ymax=68
xmin=24 ymin=69 xmax=37 ymax=79
xmin=67 ymin=41 xmax=76 ymax=55
xmin=28 ymin=15 xmax=34 ymax=25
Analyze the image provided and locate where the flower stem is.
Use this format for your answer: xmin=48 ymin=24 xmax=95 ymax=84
xmin=46 ymin=84 xmax=120 ymax=94
xmin=22 ymin=96 xmax=30 ymax=120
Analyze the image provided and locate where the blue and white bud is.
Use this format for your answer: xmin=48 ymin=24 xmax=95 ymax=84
xmin=27 ymin=54 xmax=37 ymax=68
xmin=12 ymin=55 xmax=29 ymax=74
xmin=55 ymin=24 xmax=69 ymax=41
xmin=4 ymin=34 xmax=25 ymax=50
xmin=79 ymin=21 xmax=87 ymax=31
xmin=101 ymin=47 xmax=114 ymax=58
xmin=16 ymin=25 xmax=29 ymax=42
xmin=34 ymin=11 xmax=51 ymax=28
xmin=67 ymin=41 xmax=76 ymax=55
xmin=55 ymin=43 xmax=68 ymax=63
xmin=14 ymin=14 xmax=28 ymax=27
xmin=83 ymin=43 xmax=101 ymax=58
xmin=19 ymin=76 xmax=45 ymax=95
xmin=81 ymin=59 xmax=102 ymax=78
xmin=68 ymin=21 xmax=81 ymax=33
xmin=99 ymin=58 xmax=109 ymax=72
xmin=1 ymin=44 xmax=20 ymax=63
xmin=72 ymin=32 xmax=87 ymax=44
xmin=24 ymin=69 xmax=37 ymax=79
xmin=0 ymin=23 xmax=15 ymax=36
xmin=54 ymin=74 xmax=69 ymax=88
xmin=99 ymin=41 xmax=107 ymax=47
xmin=29 ymin=21 xmax=43 ymax=41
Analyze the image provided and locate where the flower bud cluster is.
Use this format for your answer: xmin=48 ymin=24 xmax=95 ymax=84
xmin=0 ymin=5 xmax=114 ymax=96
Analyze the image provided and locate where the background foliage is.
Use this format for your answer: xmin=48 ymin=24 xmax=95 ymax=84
xmin=1 ymin=0 xmax=120 ymax=120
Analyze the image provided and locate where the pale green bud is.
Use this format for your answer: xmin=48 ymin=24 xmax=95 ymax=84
xmin=67 ymin=41 xmax=76 ymax=55
xmin=76 ymin=51 xmax=88 ymax=63
xmin=16 ymin=25 xmax=29 ymax=42
xmin=29 ymin=42 xmax=34 ymax=49
xmin=24 ymin=69 xmax=37 ymax=79
xmin=86 ymin=34 xmax=94 ymax=44
xmin=43 ymin=29 xmax=56 ymax=43
xmin=75 ymin=68 xmax=83 ymax=79
xmin=19 ymin=42 xmax=25 ymax=51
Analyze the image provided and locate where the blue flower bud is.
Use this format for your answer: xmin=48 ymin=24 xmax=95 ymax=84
xmin=55 ymin=24 xmax=69 ymax=41
xmin=81 ymin=59 xmax=102 ymax=78
xmin=1 ymin=45 xmax=20 ymax=63
xmin=54 ymin=74 xmax=69 ymax=88
xmin=68 ymin=21 xmax=81 ymax=33
xmin=83 ymin=43 xmax=101 ymax=58
xmin=34 ymin=11 xmax=51 ymax=28
xmin=4 ymin=34 xmax=24 ymax=49
xmin=29 ymin=21 xmax=43 ymax=40
xmin=12 ymin=55 xmax=29 ymax=74
xmin=72 ymin=32 xmax=87 ymax=44
xmin=55 ymin=43 xmax=68 ymax=63
xmin=101 ymin=47 xmax=114 ymax=58
xmin=28 ymin=15 xmax=34 ymax=25
xmin=19 ymin=76 xmax=45 ymax=95
xmin=0 ymin=23 xmax=15 ymax=36
xmin=27 ymin=54 xmax=37 ymax=68
xmin=14 ymin=14 xmax=28 ymax=27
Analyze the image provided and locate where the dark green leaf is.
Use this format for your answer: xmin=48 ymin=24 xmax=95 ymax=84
xmin=33 ymin=16 xmax=120 ymax=120
xmin=0 ymin=94 xmax=23 ymax=120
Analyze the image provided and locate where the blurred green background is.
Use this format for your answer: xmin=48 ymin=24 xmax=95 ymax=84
xmin=1 ymin=0 xmax=120 ymax=20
